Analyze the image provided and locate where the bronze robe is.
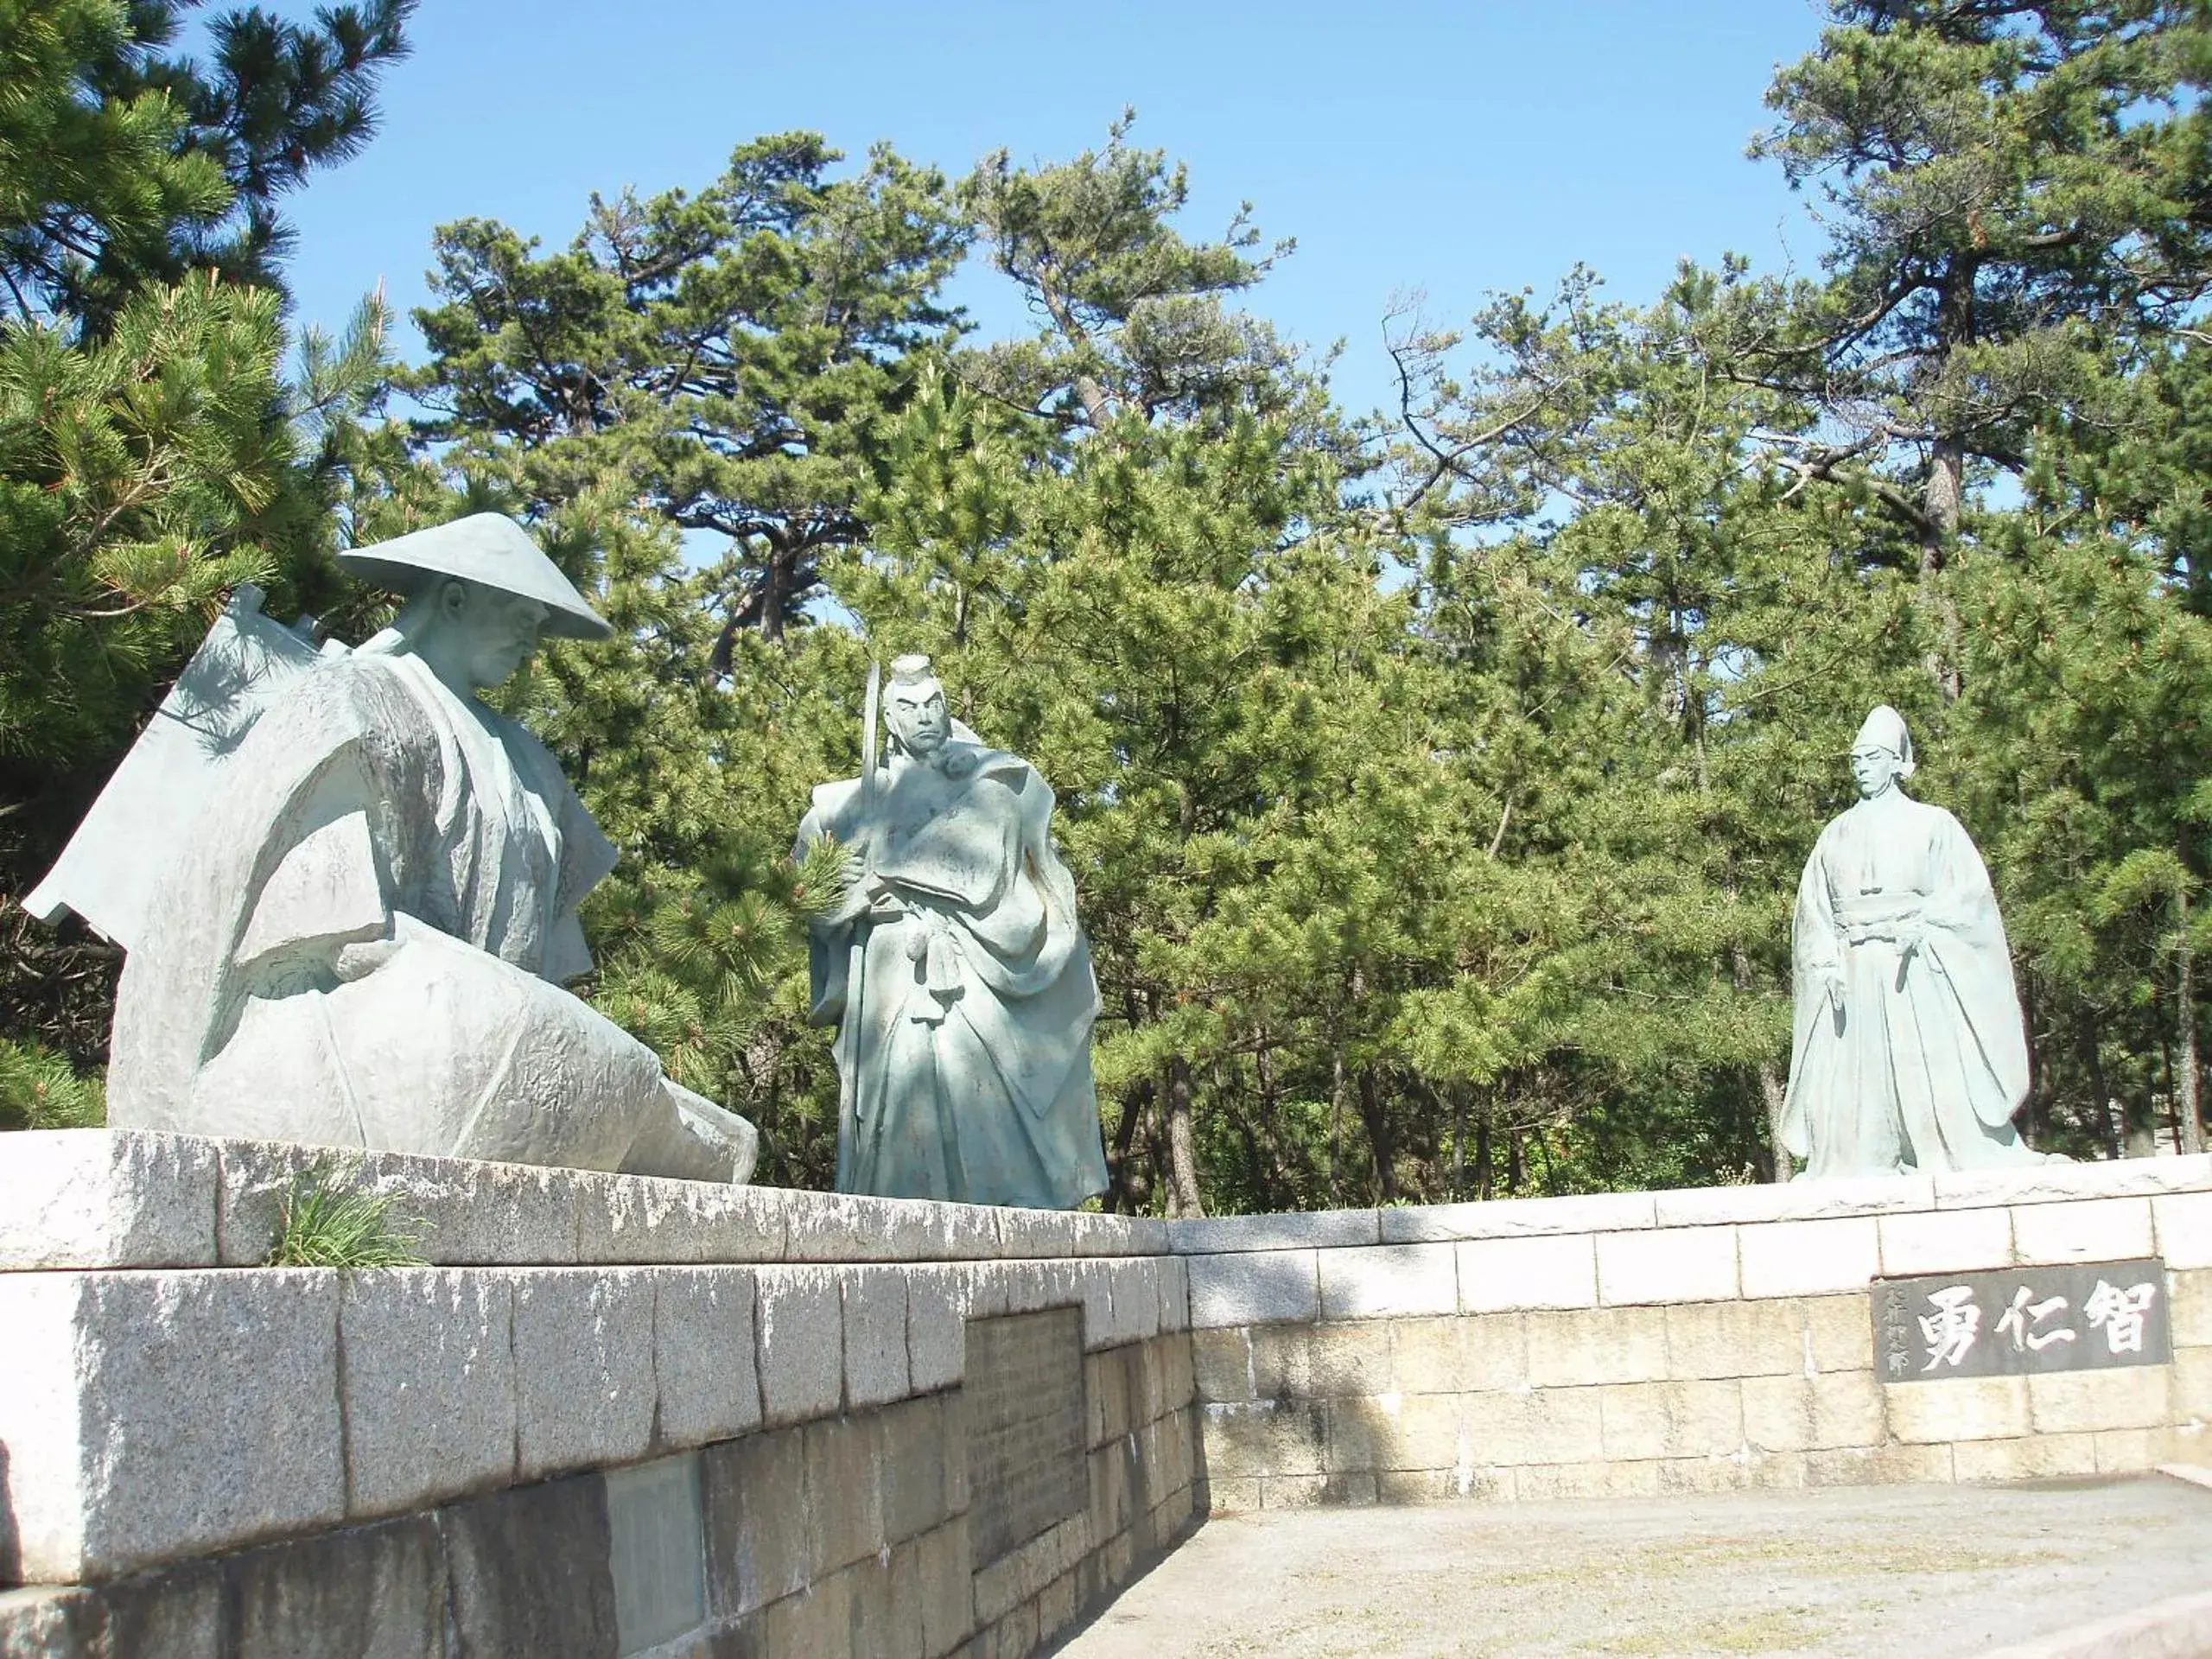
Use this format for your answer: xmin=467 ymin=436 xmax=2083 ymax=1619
xmin=1781 ymin=791 xmax=2042 ymax=1176
xmin=109 ymin=649 xmax=676 ymax=1170
xmin=799 ymin=741 xmax=1108 ymax=1209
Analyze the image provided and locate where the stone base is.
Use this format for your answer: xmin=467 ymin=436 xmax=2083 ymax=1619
xmin=8 ymin=1130 xmax=2212 ymax=1656
xmin=1177 ymin=1154 xmax=2212 ymax=1511
xmin=0 ymin=1344 xmax=1198 ymax=1659
xmin=0 ymin=1130 xmax=1197 ymax=1659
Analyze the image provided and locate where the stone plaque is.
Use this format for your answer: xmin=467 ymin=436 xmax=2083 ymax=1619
xmin=605 ymin=1452 xmax=705 ymax=1653
xmin=964 ymin=1306 xmax=1087 ymax=1565
xmin=1872 ymin=1258 xmax=2171 ymax=1383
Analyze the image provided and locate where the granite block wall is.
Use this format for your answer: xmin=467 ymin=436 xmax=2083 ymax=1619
xmin=1179 ymin=1157 xmax=2212 ymax=1509
xmin=0 ymin=1131 xmax=1199 ymax=1659
xmin=9 ymin=1129 xmax=2210 ymax=1656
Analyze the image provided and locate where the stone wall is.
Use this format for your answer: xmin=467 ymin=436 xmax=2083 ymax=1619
xmin=1179 ymin=1158 xmax=2212 ymax=1508
xmin=11 ymin=1129 xmax=2212 ymax=1656
xmin=0 ymin=1131 xmax=1201 ymax=1658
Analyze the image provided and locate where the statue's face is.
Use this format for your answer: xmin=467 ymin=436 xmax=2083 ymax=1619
xmin=452 ymin=583 xmax=550 ymax=688
xmin=1850 ymin=742 xmax=1902 ymax=799
xmin=887 ymin=678 xmax=949 ymax=757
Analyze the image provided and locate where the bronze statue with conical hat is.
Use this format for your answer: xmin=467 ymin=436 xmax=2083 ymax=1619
xmin=1780 ymin=705 xmax=2052 ymax=1177
xmin=35 ymin=513 xmax=756 ymax=1182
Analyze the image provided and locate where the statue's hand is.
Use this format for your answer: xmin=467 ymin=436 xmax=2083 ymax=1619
xmin=1822 ymin=969 xmax=1846 ymax=1011
xmin=823 ymin=850 xmax=872 ymax=925
xmin=1895 ymin=918 xmax=1930 ymax=985
xmin=333 ymin=933 xmax=402 ymax=982
xmin=1885 ymin=918 xmax=1929 ymax=992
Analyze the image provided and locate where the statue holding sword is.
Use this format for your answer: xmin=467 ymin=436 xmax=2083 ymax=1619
xmin=795 ymin=655 xmax=1109 ymax=1208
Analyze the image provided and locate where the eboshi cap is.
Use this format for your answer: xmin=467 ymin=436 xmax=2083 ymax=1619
xmin=1850 ymin=703 xmax=1916 ymax=776
xmin=337 ymin=512 xmax=612 ymax=640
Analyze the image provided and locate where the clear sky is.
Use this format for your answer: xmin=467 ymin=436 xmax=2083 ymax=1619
xmin=280 ymin=0 xmax=1834 ymax=423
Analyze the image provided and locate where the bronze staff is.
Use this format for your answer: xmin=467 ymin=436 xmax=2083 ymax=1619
xmin=837 ymin=659 xmax=882 ymax=1128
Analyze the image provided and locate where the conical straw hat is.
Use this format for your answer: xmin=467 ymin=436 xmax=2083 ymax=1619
xmin=337 ymin=513 xmax=612 ymax=640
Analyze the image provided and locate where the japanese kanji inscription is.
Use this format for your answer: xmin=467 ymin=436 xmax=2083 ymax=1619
xmin=1872 ymin=1258 xmax=2171 ymax=1382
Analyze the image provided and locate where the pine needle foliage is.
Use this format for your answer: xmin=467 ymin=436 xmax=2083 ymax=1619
xmin=3 ymin=0 xmax=414 ymax=326
xmin=0 ymin=1036 xmax=104 ymax=1129
xmin=14 ymin=8 xmax=2212 ymax=1203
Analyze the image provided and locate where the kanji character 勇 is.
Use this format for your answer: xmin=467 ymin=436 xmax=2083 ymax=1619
xmin=1918 ymin=1284 xmax=1981 ymax=1371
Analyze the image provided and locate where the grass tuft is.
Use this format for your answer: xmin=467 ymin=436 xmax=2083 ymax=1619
xmin=264 ymin=1161 xmax=427 ymax=1268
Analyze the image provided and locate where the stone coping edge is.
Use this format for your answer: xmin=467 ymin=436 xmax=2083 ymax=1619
xmin=9 ymin=1130 xmax=2210 ymax=1273
xmin=2156 ymin=1461 xmax=2212 ymax=1492
xmin=1980 ymin=1585 xmax=2212 ymax=1659
xmin=0 ymin=1129 xmax=1168 ymax=1272
xmin=1170 ymin=1154 xmax=2212 ymax=1255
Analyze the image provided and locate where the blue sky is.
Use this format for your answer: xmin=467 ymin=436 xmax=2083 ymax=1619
xmin=282 ymin=0 xmax=1834 ymax=423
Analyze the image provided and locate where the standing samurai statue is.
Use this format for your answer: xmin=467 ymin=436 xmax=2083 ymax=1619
xmin=796 ymin=655 xmax=1109 ymax=1208
xmin=30 ymin=514 xmax=757 ymax=1182
xmin=1779 ymin=705 xmax=2049 ymax=1177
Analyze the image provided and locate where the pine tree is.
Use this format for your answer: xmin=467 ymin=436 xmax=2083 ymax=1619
xmin=485 ymin=489 xmax=861 ymax=1185
xmin=961 ymin=110 xmax=1299 ymax=435
xmin=409 ymin=135 xmax=967 ymax=645
xmin=1747 ymin=0 xmax=2212 ymax=689
xmin=1937 ymin=334 xmax=2212 ymax=1158
xmin=397 ymin=137 xmax=974 ymax=1182
xmin=831 ymin=125 xmax=1414 ymax=1212
xmin=0 ymin=0 xmax=408 ymax=1119
xmin=4 ymin=0 xmax=414 ymax=327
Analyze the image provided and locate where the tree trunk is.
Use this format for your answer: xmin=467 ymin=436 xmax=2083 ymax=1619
xmin=2125 ymin=1000 xmax=2158 ymax=1160
xmin=1920 ymin=263 xmax=1971 ymax=701
xmin=1244 ymin=1072 xmax=1302 ymax=1209
xmin=1071 ymin=374 xmax=1113 ymax=431
xmin=1104 ymin=1078 xmax=1151 ymax=1214
xmin=2128 ymin=1092 xmax=2159 ymax=1159
xmin=757 ymin=536 xmax=790 ymax=645
xmin=1475 ymin=1109 xmax=1493 ymax=1201
xmin=1759 ymin=1063 xmax=1793 ymax=1184
xmin=1726 ymin=903 xmax=1788 ymax=1181
xmin=1035 ymin=283 xmax=1114 ymax=429
xmin=1328 ymin=1051 xmax=1346 ymax=1206
xmin=1920 ymin=433 xmax=1965 ymax=700
xmin=1452 ymin=1087 xmax=1466 ymax=1203
xmin=1924 ymin=435 xmax=1964 ymax=557
xmin=1164 ymin=1056 xmax=1205 ymax=1218
xmin=1145 ymin=1074 xmax=1167 ymax=1211
xmin=2114 ymin=1065 xmax=2150 ymax=1167
xmin=1225 ymin=1098 xmax=1268 ymax=1198
xmin=1355 ymin=1065 xmax=1396 ymax=1204
xmin=2082 ymin=1013 xmax=2123 ymax=1160
xmin=2021 ymin=972 xmax=2047 ymax=1149
xmin=1254 ymin=1044 xmax=1300 ymax=1209
xmin=2182 ymin=875 xmax=2205 ymax=1155
xmin=2160 ymin=1029 xmax=2178 ymax=1151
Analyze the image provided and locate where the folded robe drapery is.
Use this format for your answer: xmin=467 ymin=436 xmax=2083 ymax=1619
xmin=1780 ymin=790 xmax=2043 ymax=1176
xmin=107 ymin=648 xmax=685 ymax=1171
xmin=798 ymin=739 xmax=1109 ymax=1211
